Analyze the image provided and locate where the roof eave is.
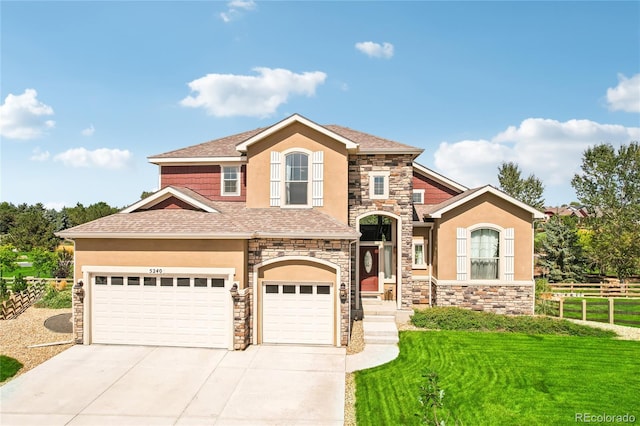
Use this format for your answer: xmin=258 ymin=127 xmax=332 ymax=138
xmin=235 ymin=113 xmax=359 ymax=151
xmin=148 ymin=156 xmax=246 ymax=165
xmin=412 ymin=161 xmax=468 ymax=192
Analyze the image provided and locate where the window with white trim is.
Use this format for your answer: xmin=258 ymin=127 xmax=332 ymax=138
xmin=412 ymin=237 xmax=426 ymax=269
xmin=222 ymin=166 xmax=240 ymax=196
xmin=369 ymin=171 xmax=390 ymax=199
xmin=470 ymin=228 xmax=499 ymax=279
xmin=412 ymin=189 xmax=425 ymax=204
xmin=285 ymin=152 xmax=309 ymax=205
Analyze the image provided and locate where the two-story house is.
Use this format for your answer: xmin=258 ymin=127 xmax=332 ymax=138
xmin=59 ymin=114 xmax=544 ymax=350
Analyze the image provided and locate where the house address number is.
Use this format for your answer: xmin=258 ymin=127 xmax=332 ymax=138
xmin=149 ymin=268 xmax=163 ymax=274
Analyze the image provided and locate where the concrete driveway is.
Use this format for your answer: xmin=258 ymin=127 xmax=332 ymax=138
xmin=0 ymin=344 xmax=346 ymax=425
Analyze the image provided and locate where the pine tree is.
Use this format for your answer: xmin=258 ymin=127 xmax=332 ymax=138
xmin=540 ymin=216 xmax=585 ymax=282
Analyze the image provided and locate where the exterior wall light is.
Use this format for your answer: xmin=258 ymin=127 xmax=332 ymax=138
xmin=340 ymin=283 xmax=348 ymax=303
xmin=74 ymin=280 xmax=85 ymax=303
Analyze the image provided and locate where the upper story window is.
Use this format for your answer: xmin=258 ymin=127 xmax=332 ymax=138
xmin=369 ymin=171 xmax=390 ymax=200
xmin=285 ymin=153 xmax=309 ymax=205
xmin=222 ymin=166 xmax=240 ymax=196
xmin=470 ymin=229 xmax=499 ymax=279
xmin=412 ymin=189 xmax=425 ymax=204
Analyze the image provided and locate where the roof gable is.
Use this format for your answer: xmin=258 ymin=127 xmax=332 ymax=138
xmin=121 ymin=186 xmax=219 ymax=213
xmin=412 ymin=162 xmax=467 ymax=193
xmin=234 ymin=114 xmax=359 ymax=152
xmin=426 ymin=185 xmax=546 ymax=219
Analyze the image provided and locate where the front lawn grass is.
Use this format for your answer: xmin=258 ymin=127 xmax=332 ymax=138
xmin=0 ymin=355 xmax=23 ymax=382
xmin=356 ymin=331 xmax=640 ymax=425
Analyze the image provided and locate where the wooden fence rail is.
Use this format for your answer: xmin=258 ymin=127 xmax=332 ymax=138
xmin=549 ymin=282 xmax=640 ymax=298
xmin=543 ymin=297 xmax=640 ymax=328
xmin=0 ymin=278 xmax=61 ymax=320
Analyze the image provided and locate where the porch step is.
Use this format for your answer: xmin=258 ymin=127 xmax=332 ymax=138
xmin=364 ymin=315 xmax=396 ymax=323
xmin=362 ymin=300 xmax=398 ymax=317
xmin=363 ymin=321 xmax=398 ymax=336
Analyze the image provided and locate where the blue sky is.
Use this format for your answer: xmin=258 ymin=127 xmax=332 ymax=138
xmin=1 ymin=1 xmax=639 ymax=209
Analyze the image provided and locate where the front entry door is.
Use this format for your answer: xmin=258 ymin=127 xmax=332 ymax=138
xmin=359 ymin=246 xmax=379 ymax=292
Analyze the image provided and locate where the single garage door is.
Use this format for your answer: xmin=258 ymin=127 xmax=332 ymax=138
xmin=91 ymin=274 xmax=231 ymax=348
xmin=262 ymin=282 xmax=334 ymax=345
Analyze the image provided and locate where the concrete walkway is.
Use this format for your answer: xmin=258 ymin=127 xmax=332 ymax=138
xmin=1 ymin=344 xmax=346 ymax=425
xmin=346 ymin=300 xmax=404 ymax=373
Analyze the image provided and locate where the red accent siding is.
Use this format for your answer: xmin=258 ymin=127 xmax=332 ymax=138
xmin=147 ymin=197 xmax=200 ymax=211
xmin=160 ymin=165 xmax=246 ymax=201
xmin=413 ymin=174 xmax=459 ymax=204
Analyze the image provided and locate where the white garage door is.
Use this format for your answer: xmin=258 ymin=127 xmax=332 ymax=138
xmin=92 ymin=275 xmax=231 ymax=348
xmin=262 ymin=282 xmax=334 ymax=345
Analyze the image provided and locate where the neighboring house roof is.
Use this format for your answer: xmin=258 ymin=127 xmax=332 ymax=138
xmin=419 ymin=185 xmax=546 ymax=220
xmin=412 ymin=161 xmax=468 ymax=193
xmin=57 ymin=187 xmax=359 ymax=240
xmin=148 ymin=113 xmax=422 ymax=164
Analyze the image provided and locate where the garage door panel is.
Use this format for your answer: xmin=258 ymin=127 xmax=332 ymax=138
xmin=92 ymin=274 xmax=230 ymax=348
xmin=262 ymin=282 xmax=334 ymax=345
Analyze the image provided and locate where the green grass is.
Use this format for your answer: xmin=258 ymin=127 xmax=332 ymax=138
xmin=411 ymin=307 xmax=616 ymax=337
xmin=34 ymin=285 xmax=72 ymax=309
xmin=0 ymin=355 xmax=23 ymax=382
xmin=356 ymin=331 xmax=640 ymax=425
xmin=562 ymin=298 xmax=640 ymax=328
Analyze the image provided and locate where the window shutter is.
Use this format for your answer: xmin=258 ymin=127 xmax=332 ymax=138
xmin=504 ymin=228 xmax=515 ymax=280
xmin=270 ymin=151 xmax=281 ymax=207
xmin=456 ymin=227 xmax=467 ymax=281
xmin=312 ymin=151 xmax=324 ymax=207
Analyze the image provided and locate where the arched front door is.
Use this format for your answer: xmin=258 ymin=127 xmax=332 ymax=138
xmin=359 ymin=246 xmax=379 ymax=292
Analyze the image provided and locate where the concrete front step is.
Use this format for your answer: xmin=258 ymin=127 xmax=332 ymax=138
xmin=363 ymin=315 xmax=396 ymax=323
xmin=363 ymin=307 xmax=398 ymax=317
xmin=364 ymin=335 xmax=400 ymax=345
xmin=363 ymin=321 xmax=398 ymax=335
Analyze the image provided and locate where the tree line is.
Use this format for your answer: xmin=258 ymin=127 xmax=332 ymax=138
xmin=498 ymin=142 xmax=640 ymax=282
xmin=0 ymin=202 xmax=120 ymax=251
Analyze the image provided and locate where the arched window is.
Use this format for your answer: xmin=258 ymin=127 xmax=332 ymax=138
xmin=470 ymin=228 xmax=499 ymax=279
xmin=285 ymin=152 xmax=308 ymax=205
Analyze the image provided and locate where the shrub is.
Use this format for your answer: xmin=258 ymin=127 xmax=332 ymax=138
xmin=12 ymin=274 xmax=27 ymax=293
xmin=411 ymin=307 xmax=615 ymax=338
xmin=35 ymin=283 xmax=72 ymax=309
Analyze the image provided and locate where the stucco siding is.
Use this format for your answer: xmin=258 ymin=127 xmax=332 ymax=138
xmin=74 ymin=239 xmax=248 ymax=288
xmin=435 ymin=192 xmax=534 ymax=282
xmin=245 ymin=122 xmax=349 ymax=223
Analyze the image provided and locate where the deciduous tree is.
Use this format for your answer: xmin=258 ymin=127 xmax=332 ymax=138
xmin=571 ymin=142 xmax=640 ymax=280
xmin=498 ymin=162 xmax=545 ymax=210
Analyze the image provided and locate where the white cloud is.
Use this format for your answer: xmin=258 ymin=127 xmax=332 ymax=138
xmin=0 ymin=89 xmax=55 ymax=140
xmin=434 ymin=118 xmax=640 ymax=193
xmin=81 ymin=124 xmax=95 ymax=136
xmin=53 ymin=147 xmax=132 ymax=169
xmin=43 ymin=201 xmax=68 ymax=211
xmin=606 ymin=73 xmax=640 ymax=113
xmin=355 ymin=41 xmax=394 ymax=59
xmin=30 ymin=147 xmax=50 ymax=162
xmin=220 ymin=0 xmax=256 ymax=23
xmin=180 ymin=67 xmax=327 ymax=117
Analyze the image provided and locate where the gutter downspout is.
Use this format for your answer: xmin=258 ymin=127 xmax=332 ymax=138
xmin=428 ymin=226 xmax=433 ymax=307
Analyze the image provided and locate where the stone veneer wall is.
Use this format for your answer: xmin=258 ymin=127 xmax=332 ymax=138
xmin=348 ymin=153 xmax=415 ymax=308
xmin=434 ymin=284 xmax=534 ymax=315
xmin=232 ymin=287 xmax=252 ymax=350
xmin=247 ymin=238 xmax=351 ymax=346
xmin=72 ymin=282 xmax=85 ymax=344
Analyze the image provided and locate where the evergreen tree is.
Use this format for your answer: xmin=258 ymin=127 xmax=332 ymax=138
xmin=540 ymin=216 xmax=585 ymax=282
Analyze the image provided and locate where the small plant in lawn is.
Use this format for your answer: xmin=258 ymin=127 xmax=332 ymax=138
xmin=0 ymin=355 xmax=23 ymax=382
xmin=416 ymin=369 xmax=447 ymax=426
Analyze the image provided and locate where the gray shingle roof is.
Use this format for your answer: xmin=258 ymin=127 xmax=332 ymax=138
xmin=149 ymin=120 xmax=422 ymax=160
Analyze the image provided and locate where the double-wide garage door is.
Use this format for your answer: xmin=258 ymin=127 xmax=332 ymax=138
xmin=262 ymin=282 xmax=334 ymax=345
xmin=91 ymin=274 xmax=231 ymax=348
